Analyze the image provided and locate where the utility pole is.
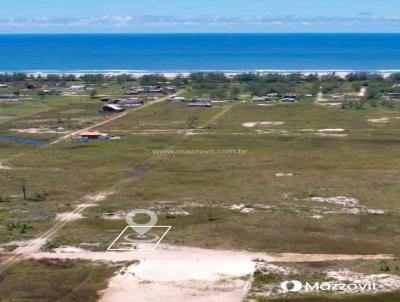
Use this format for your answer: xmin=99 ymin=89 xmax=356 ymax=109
xmin=21 ymin=180 xmax=26 ymax=200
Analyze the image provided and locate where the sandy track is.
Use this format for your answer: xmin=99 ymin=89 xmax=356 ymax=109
xmin=0 ymin=190 xmax=114 ymax=273
xmin=199 ymin=103 xmax=236 ymax=128
xmin=25 ymin=244 xmax=393 ymax=264
xmin=315 ymin=90 xmax=326 ymax=105
xmin=49 ymin=111 xmax=128 ymax=145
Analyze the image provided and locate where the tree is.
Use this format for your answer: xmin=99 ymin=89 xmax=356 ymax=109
xmin=366 ymin=86 xmax=378 ymax=100
xmin=170 ymin=75 xmax=188 ymax=86
xmin=230 ymin=85 xmax=241 ymax=100
xmin=89 ymin=89 xmax=97 ymax=99
xmin=210 ymin=86 xmax=227 ymax=100
xmin=139 ymin=74 xmax=167 ymax=86
xmin=116 ymin=74 xmax=132 ymax=85
xmin=389 ymin=73 xmax=400 ymax=81
xmin=311 ymin=82 xmax=321 ymax=96
xmin=379 ymin=260 xmax=390 ymax=272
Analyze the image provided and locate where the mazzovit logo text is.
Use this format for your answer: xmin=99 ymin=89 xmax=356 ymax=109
xmin=281 ymin=280 xmax=380 ymax=293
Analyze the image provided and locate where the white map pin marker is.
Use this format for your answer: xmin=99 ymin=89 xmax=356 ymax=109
xmin=126 ymin=209 xmax=158 ymax=236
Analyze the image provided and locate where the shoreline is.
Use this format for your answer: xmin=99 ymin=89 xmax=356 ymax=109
xmin=1 ymin=70 xmax=399 ymax=79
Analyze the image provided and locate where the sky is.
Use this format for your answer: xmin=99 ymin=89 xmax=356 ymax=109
xmin=1 ymin=0 xmax=400 ymax=33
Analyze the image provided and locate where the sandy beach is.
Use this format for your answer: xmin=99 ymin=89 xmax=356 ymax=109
xmin=18 ymin=70 xmax=397 ymax=80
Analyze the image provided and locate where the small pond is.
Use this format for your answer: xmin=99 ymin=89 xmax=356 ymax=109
xmin=0 ymin=135 xmax=44 ymax=145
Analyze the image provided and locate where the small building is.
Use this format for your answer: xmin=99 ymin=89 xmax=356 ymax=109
xmin=39 ymin=89 xmax=63 ymax=96
xmin=0 ymin=84 xmax=8 ymax=88
xmin=388 ymin=93 xmax=400 ymax=99
xmin=148 ymin=88 xmax=163 ymax=93
xmin=0 ymin=94 xmax=18 ymax=100
xmin=163 ymin=85 xmax=177 ymax=93
xmin=332 ymin=95 xmax=347 ymax=101
xmin=192 ymin=97 xmax=212 ymax=103
xmin=126 ymin=89 xmax=139 ymax=95
xmin=116 ymin=98 xmax=144 ymax=107
xmin=169 ymin=96 xmax=186 ymax=103
xmin=187 ymin=101 xmax=212 ymax=107
xmin=71 ymin=135 xmax=89 ymax=143
xmin=143 ymin=86 xmax=163 ymax=93
xmin=102 ymin=104 xmax=125 ymax=113
xmin=282 ymin=93 xmax=297 ymax=99
xmin=26 ymin=84 xmax=37 ymax=90
xmin=45 ymin=82 xmax=60 ymax=87
xmin=100 ymin=97 xmax=113 ymax=102
xmin=252 ymin=96 xmax=271 ymax=102
xmin=127 ymin=86 xmax=145 ymax=94
xmin=78 ymin=131 xmax=110 ymax=140
xmin=266 ymin=93 xmax=281 ymax=98
xmin=280 ymin=97 xmax=297 ymax=102
xmin=69 ymin=85 xmax=85 ymax=90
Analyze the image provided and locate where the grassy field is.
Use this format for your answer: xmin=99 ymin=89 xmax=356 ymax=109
xmin=1 ymin=88 xmax=400 ymax=252
xmin=0 ymin=259 xmax=121 ymax=302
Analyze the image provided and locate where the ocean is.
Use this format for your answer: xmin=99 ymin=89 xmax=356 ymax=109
xmin=0 ymin=33 xmax=399 ymax=72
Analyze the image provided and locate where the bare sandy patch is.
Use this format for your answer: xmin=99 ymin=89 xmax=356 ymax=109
xmin=0 ymin=162 xmax=12 ymax=170
xmin=242 ymin=121 xmax=285 ymax=128
xmin=367 ymin=116 xmax=400 ymax=123
xmin=308 ymin=196 xmax=359 ymax=207
xmin=299 ymin=128 xmax=348 ymax=137
xmin=320 ymin=102 xmax=342 ymax=107
xmin=327 ymin=269 xmax=400 ymax=292
xmin=76 ymin=203 xmax=98 ymax=209
xmin=254 ymin=260 xmax=299 ymax=275
xmin=85 ymin=191 xmax=114 ymax=202
xmin=305 ymin=196 xmax=385 ymax=218
xmin=358 ymin=86 xmax=367 ymax=97
xmin=275 ymin=172 xmax=294 ymax=177
xmin=368 ymin=117 xmax=391 ymax=123
xmin=255 ymin=129 xmax=289 ymax=135
xmin=100 ymin=276 xmax=248 ymax=302
xmin=10 ymin=127 xmax=68 ymax=134
xmin=13 ymin=238 xmax=48 ymax=255
xmin=55 ymin=212 xmax=85 ymax=221
xmin=317 ymin=133 xmax=349 ymax=137
xmin=229 ymin=204 xmax=255 ymax=213
xmin=315 ymin=129 xmax=348 ymax=137
xmin=257 ymin=104 xmax=274 ymax=107
xmin=299 ymin=129 xmax=316 ymax=132
xmin=318 ymin=128 xmax=346 ymax=133
xmin=53 ymin=246 xmax=87 ymax=253
xmin=166 ymin=209 xmax=190 ymax=216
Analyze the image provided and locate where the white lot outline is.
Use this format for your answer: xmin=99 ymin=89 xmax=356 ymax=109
xmin=107 ymin=226 xmax=171 ymax=251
